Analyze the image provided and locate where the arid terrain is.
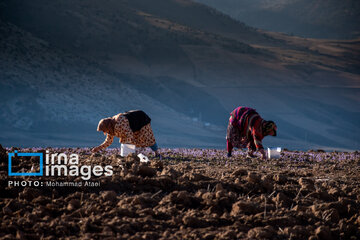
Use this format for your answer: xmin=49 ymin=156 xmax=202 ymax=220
xmin=1 ymin=146 xmax=359 ymax=239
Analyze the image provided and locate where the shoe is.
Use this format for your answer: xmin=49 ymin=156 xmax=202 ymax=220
xmin=227 ymin=152 xmax=232 ymax=157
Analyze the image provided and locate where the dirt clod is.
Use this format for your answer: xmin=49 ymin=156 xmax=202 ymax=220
xmin=315 ymin=226 xmax=333 ymax=240
xmin=246 ymin=171 xmax=261 ymax=183
xmin=248 ymin=226 xmax=275 ymax=239
xmin=101 ymin=191 xmax=117 ymax=202
xmin=137 ymin=164 xmax=157 ymax=177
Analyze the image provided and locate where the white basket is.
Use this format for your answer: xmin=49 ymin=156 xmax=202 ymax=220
xmin=120 ymin=144 xmax=136 ymax=157
xmin=267 ymin=147 xmax=281 ymax=159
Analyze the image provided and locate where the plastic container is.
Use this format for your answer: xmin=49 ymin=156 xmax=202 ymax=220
xmin=267 ymin=147 xmax=282 ymax=159
xmin=120 ymin=144 xmax=136 ymax=157
xmin=137 ymin=153 xmax=150 ymax=163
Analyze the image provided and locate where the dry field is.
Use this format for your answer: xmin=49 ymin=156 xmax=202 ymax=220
xmin=1 ymin=147 xmax=360 ymax=239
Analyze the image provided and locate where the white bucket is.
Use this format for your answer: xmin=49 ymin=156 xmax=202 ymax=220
xmin=267 ymin=147 xmax=282 ymax=159
xmin=137 ymin=153 xmax=150 ymax=163
xmin=120 ymin=144 xmax=136 ymax=157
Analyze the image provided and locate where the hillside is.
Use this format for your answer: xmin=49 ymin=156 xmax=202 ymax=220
xmin=0 ymin=0 xmax=359 ymax=150
xmin=0 ymin=20 xmax=224 ymax=148
xmin=195 ymin=0 xmax=360 ymax=39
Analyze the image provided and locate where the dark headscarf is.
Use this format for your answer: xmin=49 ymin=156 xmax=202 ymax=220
xmin=263 ymin=120 xmax=277 ymax=136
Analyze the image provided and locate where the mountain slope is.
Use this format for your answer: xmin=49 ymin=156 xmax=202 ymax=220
xmin=0 ymin=20 xmax=224 ymax=148
xmin=0 ymin=0 xmax=359 ymax=150
xmin=195 ymin=0 xmax=360 ymax=39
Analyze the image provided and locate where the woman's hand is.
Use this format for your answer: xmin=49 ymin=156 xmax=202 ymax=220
xmin=259 ymin=149 xmax=267 ymax=160
xmin=91 ymin=146 xmax=101 ymax=153
xmin=246 ymin=150 xmax=255 ymax=158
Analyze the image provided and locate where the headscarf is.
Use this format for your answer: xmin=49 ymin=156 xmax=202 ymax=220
xmin=97 ymin=117 xmax=115 ymax=135
xmin=263 ymin=120 xmax=277 ymax=136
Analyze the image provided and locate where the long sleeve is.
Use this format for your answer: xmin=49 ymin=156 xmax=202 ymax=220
xmin=250 ymin=126 xmax=264 ymax=150
xmin=97 ymin=134 xmax=114 ymax=150
xmin=246 ymin=114 xmax=264 ymax=151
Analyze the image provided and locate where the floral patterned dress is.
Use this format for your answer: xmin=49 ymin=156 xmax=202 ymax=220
xmin=98 ymin=114 xmax=156 ymax=150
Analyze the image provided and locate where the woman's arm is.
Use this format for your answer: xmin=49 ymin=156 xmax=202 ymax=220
xmin=250 ymin=127 xmax=266 ymax=159
xmin=92 ymin=134 xmax=114 ymax=152
xmin=252 ymin=127 xmax=264 ymax=150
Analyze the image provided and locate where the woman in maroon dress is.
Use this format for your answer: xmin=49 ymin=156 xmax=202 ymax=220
xmin=226 ymin=106 xmax=277 ymax=159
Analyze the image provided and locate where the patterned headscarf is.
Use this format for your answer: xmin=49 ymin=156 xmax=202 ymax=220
xmin=263 ymin=120 xmax=277 ymax=136
xmin=97 ymin=117 xmax=115 ymax=135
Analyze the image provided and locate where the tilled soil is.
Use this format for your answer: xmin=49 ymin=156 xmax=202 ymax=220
xmin=1 ymin=146 xmax=360 ymax=240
